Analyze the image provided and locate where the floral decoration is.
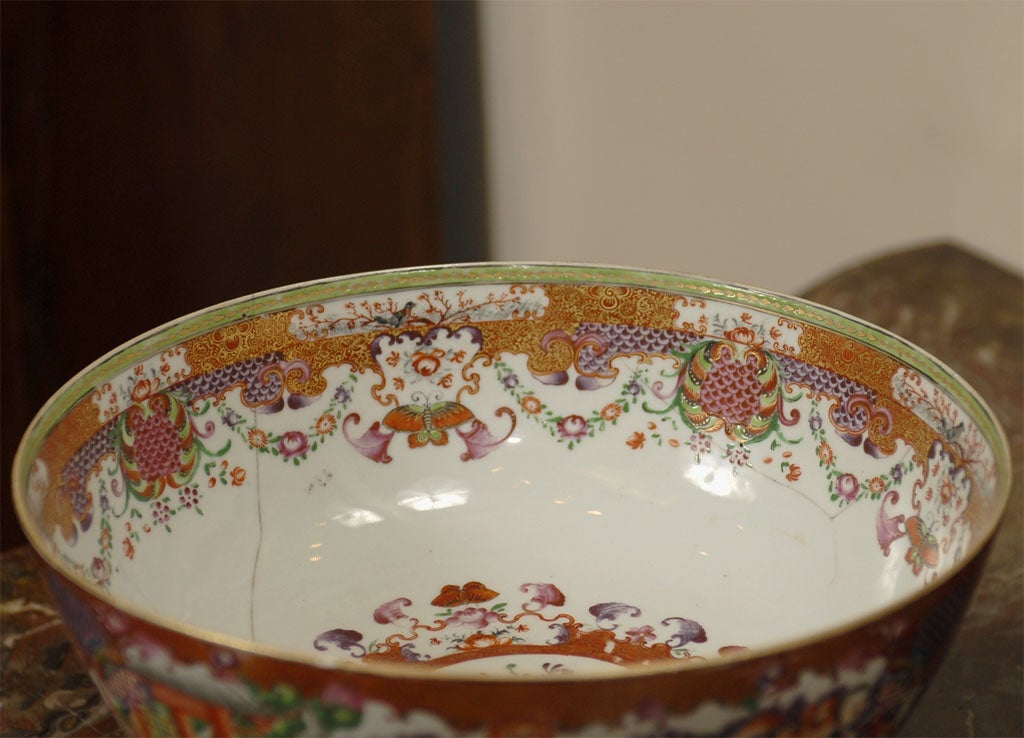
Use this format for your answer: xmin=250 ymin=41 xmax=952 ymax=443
xmin=35 ymin=280 xmax=995 ymax=597
xmin=314 ymin=580 xmax=734 ymax=670
xmin=221 ymin=375 xmax=357 ymax=466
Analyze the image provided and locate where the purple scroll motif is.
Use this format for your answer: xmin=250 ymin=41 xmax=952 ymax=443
xmin=532 ymin=330 xmax=573 ymax=386
xmin=778 ymin=356 xmax=895 ymax=455
xmin=373 ymin=598 xmax=412 ymax=625
xmin=547 ymin=622 xmax=573 ymax=645
xmin=180 ymin=352 xmax=320 ymax=412
xmin=650 ymin=358 xmax=688 ymax=404
xmin=455 ymin=408 xmax=517 ymax=461
xmin=62 ymin=420 xmax=119 ymax=494
xmin=313 ymin=628 xmax=367 ymax=657
xmin=832 ymin=394 xmax=894 ymax=458
xmin=538 ymin=323 xmax=705 ymax=390
xmin=179 ymin=352 xmax=284 ymax=403
xmin=534 ymin=329 xmax=616 ymax=389
xmin=577 ymin=323 xmax=703 ymax=369
xmin=876 ymin=488 xmax=906 ymax=556
xmin=520 ymin=582 xmax=567 ymax=611
xmin=661 ymin=617 xmax=708 ymax=648
xmin=399 ymin=644 xmax=430 ymax=662
xmin=342 ymin=414 xmax=395 ymax=464
xmin=527 ymin=322 xmax=725 ymax=393
xmin=589 ymin=602 xmax=642 ymax=630
xmin=254 ymin=359 xmax=319 ymax=413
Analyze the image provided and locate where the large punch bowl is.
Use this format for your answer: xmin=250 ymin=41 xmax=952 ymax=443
xmin=13 ymin=264 xmax=1011 ymax=736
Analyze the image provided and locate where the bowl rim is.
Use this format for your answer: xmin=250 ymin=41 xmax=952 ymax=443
xmin=12 ymin=261 xmax=1014 ymax=683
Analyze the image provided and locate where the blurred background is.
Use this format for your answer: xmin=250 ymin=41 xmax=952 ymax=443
xmin=2 ymin=0 xmax=1022 ymax=549
xmin=479 ymin=0 xmax=1022 ymax=290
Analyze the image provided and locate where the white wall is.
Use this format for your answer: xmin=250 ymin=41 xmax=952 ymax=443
xmin=478 ymin=0 xmax=1023 ymax=294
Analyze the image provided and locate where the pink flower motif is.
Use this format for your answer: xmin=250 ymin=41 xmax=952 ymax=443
xmin=689 ymin=432 xmax=712 ymax=455
xmin=726 ymin=444 xmax=750 ymax=467
xmin=836 ymin=473 xmax=860 ymax=502
xmin=557 ymin=414 xmax=589 ymax=440
xmin=444 ymin=607 xmax=501 ymax=629
xmin=625 ymin=625 xmax=657 ymax=645
xmin=278 ymin=431 xmax=310 ymax=459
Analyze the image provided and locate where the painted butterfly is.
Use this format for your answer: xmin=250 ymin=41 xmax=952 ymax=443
xmin=384 ymin=401 xmax=474 ymax=448
xmin=431 ymin=581 xmax=499 ymax=607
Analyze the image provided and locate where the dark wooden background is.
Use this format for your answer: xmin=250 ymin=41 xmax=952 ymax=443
xmin=2 ymin=2 xmax=485 ymax=549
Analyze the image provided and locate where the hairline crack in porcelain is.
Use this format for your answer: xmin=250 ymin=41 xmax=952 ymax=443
xmin=13 ymin=263 xmax=1011 ymax=737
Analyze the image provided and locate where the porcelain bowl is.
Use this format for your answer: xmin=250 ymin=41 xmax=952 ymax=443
xmin=13 ymin=264 xmax=1011 ymax=736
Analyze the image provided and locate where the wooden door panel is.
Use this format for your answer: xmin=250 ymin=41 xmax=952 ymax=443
xmin=2 ymin=2 xmax=442 ymax=548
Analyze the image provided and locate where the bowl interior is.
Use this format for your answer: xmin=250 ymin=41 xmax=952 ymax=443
xmin=15 ymin=264 xmax=1010 ymax=678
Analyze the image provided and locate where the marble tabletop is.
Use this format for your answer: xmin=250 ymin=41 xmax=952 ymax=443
xmin=2 ymin=243 xmax=1021 ymax=737
xmin=799 ymin=243 xmax=1023 ymax=738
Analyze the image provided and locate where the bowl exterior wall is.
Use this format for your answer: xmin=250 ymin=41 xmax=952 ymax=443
xmin=42 ymin=543 xmax=988 ymax=737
